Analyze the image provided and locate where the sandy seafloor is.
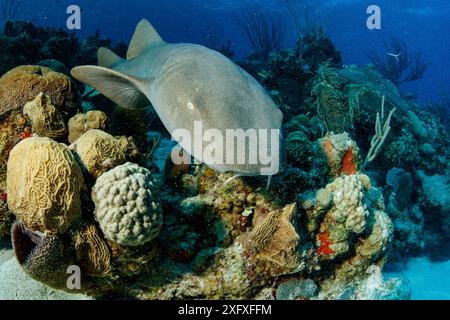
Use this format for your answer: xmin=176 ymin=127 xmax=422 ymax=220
xmin=385 ymin=259 xmax=450 ymax=300
xmin=0 ymin=239 xmax=91 ymax=300
xmin=1 ymin=238 xmax=449 ymax=300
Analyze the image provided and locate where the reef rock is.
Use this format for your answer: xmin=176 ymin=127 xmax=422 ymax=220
xmin=0 ymin=65 xmax=78 ymax=118
xmin=7 ymin=137 xmax=84 ymax=234
xmin=68 ymin=111 xmax=108 ymax=144
xmin=23 ymin=92 xmax=67 ymax=140
xmin=92 ymin=162 xmax=163 ymax=246
xmin=70 ymin=129 xmax=136 ymax=178
xmin=321 ymin=175 xmax=370 ymax=257
xmin=418 ymin=171 xmax=450 ymax=212
xmin=319 ymin=132 xmax=359 ymax=178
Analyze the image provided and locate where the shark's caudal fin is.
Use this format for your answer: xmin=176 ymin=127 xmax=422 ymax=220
xmin=71 ymin=66 xmax=151 ymax=110
xmin=98 ymin=47 xmax=124 ymax=68
xmin=127 ymin=19 xmax=165 ymax=60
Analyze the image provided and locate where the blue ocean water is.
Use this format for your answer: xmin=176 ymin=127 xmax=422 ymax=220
xmin=9 ymin=0 xmax=450 ymax=104
xmin=0 ymin=0 xmax=449 ymax=300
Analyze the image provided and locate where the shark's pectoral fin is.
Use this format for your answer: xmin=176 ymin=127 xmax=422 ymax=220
xmin=127 ymin=19 xmax=165 ymax=60
xmin=71 ymin=66 xmax=151 ymax=110
xmin=98 ymin=47 xmax=124 ymax=68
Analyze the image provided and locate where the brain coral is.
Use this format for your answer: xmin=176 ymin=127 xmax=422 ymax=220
xmin=0 ymin=65 xmax=79 ymax=118
xmin=72 ymin=222 xmax=111 ymax=276
xmin=92 ymin=162 xmax=163 ymax=246
xmin=245 ymin=203 xmax=301 ymax=278
xmin=68 ymin=111 xmax=108 ymax=144
xmin=7 ymin=137 xmax=84 ymax=233
xmin=23 ymin=92 xmax=67 ymax=140
xmin=70 ymin=129 xmax=131 ymax=177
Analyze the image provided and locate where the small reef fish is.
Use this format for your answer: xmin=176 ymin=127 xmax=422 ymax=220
xmin=71 ymin=19 xmax=283 ymax=177
xmin=387 ymin=52 xmax=401 ymax=62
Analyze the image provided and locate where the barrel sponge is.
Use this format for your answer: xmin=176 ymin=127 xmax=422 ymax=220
xmin=68 ymin=111 xmax=108 ymax=144
xmin=92 ymin=162 xmax=163 ymax=246
xmin=70 ymin=129 xmax=128 ymax=178
xmin=0 ymin=65 xmax=79 ymax=118
xmin=7 ymin=137 xmax=84 ymax=233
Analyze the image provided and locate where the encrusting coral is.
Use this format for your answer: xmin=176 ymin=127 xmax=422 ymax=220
xmin=7 ymin=137 xmax=84 ymax=234
xmin=304 ymin=174 xmax=372 ymax=260
xmin=92 ymin=162 xmax=163 ymax=246
xmin=319 ymin=132 xmax=359 ymax=178
xmin=23 ymin=92 xmax=67 ymax=140
xmin=68 ymin=110 xmax=108 ymax=144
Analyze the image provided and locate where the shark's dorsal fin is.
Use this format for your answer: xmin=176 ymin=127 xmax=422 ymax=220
xmin=127 ymin=19 xmax=165 ymax=60
xmin=98 ymin=47 xmax=124 ymax=68
xmin=71 ymin=66 xmax=151 ymax=110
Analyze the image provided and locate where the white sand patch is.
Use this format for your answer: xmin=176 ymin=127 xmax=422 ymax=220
xmin=385 ymin=257 xmax=450 ymax=300
xmin=0 ymin=240 xmax=92 ymax=300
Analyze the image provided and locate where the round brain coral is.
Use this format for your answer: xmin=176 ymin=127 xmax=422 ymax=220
xmin=92 ymin=162 xmax=163 ymax=246
xmin=0 ymin=65 xmax=79 ymax=118
xmin=7 ymin=137 xmax=84 ymax=234
xmin=70 ymin=129 xmax=131 ymax=178
xmin=68 ymin=110 xmax=108 ymax=144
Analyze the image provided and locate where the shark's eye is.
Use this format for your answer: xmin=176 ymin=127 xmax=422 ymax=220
xmin=187 ymin=102 xmax=194 ymax=110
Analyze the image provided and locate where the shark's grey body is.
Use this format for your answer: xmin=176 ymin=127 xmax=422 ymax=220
xmin=71 ymin=19 xmax=283 ymax=176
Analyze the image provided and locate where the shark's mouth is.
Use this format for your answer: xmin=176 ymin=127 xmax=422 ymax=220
xmin=11 ymin=221 xmax=44 ymax=266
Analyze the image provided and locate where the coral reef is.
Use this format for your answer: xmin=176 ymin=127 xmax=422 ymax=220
xmin=242 ymin=203 xmax=301 ymax=279
xmin=23 ymin=92 xmax=67 ymax=140
xmin=4 ymin=20 xmax=448 ymax=300
xmin=70 ymin=129 xmax=135 ymax=178
xmin=0 ymin=64 xmax=81 ymax=239
xmin=11 ymin=222 xmax=77 ymax=290
xmin=297 ymin=63 xmax=449 ymax=261
xmin=71 ymin=222 xmax=111 ymax=276
xmin=0 ymin=21 xmax=123 ymax=75
xmin=319 ymin=132 xmax=359 ymax=178
xmin=68 ymin=110 xmax=108 ymax=144
xmin=285 ymin=131 xmax=313 ymax=167
xmin=7 ymin=137 xmax=84 ymax=234
xmin=0 ymin=65 xmax=79 ymax=118
xmin=92 ymin=162 xmax=163 ymax=246
xmin=275 ymin=278 xmax=318 ymax=300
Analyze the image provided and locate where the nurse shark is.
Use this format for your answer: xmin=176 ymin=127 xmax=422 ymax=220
xmin=71 ymin=19 xmax=283 ymax=176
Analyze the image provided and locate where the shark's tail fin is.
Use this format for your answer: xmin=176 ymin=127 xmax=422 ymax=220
xmin=127 ymin=19 xmax=166 ymax=60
